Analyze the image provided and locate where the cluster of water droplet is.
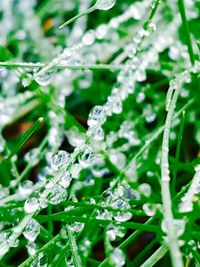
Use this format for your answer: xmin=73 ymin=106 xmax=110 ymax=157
xmin=19 ymin=180 xmax=34 ymax=197
xmin=96 ymin=182 xmax=143 ymax=222
xmin=110 ymin=247 xmax=125 ymax=267
xmin=162 ymin=219 xmax=186 ymax=242
xmin=23 ymin=219 xmax=40 ymax=242
xmin=32 ymin=252 xmax=48 ymax=267
xmin=179 ymin=165 xmax=200 ymax=213
xmin=69 ymin=222 xmax=85 ymax=233
xmin=24 ymin=192 xmax=41 ymax=213
xmin=24 ymin=148 xmax=40 ymax=166
xmin=0 ymin=231 xmax=20 ymax=258
xmin=106 ymin=224 xmax=126 ymax=241
xmin=47 ymin=111 xmax=65 ymax=150
xmin=26 ymin=0 xmax=149 ymax=89
xmin=0 ymin=91 xmax=33 ymax=127
xmin=85 ymin=1 xmax=161 ymax=144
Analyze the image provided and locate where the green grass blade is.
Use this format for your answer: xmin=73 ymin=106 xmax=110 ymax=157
xmin=140 ymin=245 xmax=168 ymax=267
xmin=6 ymin=117 xmax=44 ymax=160
xmin=178 ymin=0 xmax=195 ymax=65
xmin=172 ymin=110 xmax=185 ymax=195
xmin=66 ymin=226 xmax=82 ymax=267
xmin=59 ymin=6 xmax=96 ymax=29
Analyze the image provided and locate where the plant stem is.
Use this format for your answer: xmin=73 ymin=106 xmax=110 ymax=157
xmin=98 ymin=217 xmax=155 ymax=267
xmin=0 ymin=61 xmax=122 ymax=71
xmin=178 ymin=0 xmax=195 ymax=65
xmin=172 ymin=111 xmax=185 ymax=195
xmin=120 ymin=217 xmax=155 ymax=249
xmin=161 ymin=76 xmax=183 ymax=267
xmin=18 ymin=234 xmax=61 ymax=267
xmin=10 ymin=135 xmax=48 ymax=187
xmin=149 ymin=0 xmax=160 ymax=20
xmin=130 ymin=238 xmax=158 ymax=267
xmin=37 ymin=215 xmax=158 ymax=232
xmin=140 ymin=245 xmax=168 ymax=267
xmin=60 ymin=200 xmax=144 ymax=216
xmin=59 ymin=6 xmax=96 ymax=29
xmin=134 ymin=99 xmax=193 ymax=161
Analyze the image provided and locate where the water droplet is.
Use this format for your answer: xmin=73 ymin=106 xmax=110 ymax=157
xmin=82 ymin=30 xmax=95 ymax=46
xmin=162 ymin=218 xmax=185 ymax=238
xmin=65 ymin=251 xmax=73 ymax=265
xmin=4 ymin=231 xmax=18 ymax=248
xmin=168 ymin=46 xmax=180 ymax=60
xmin=19 ymin=180 xmax=34 ymax=197
xmin=123 ymin=187 xmax=141 ymax=200
xmin=35 ymin=69 xmax=54 ymax=86
xmin=150 ymin=0 xmax=156 ymax=9
xmin=78 ymin=145 xmax=95 ymax=168
xmin=139 ymin=183 xmax=151 ymax=197
xmin=23 ymin=219 xmax=40 ymax=242
xmin=143 ymin=22 xmax=156 ymax=36
xmin=133 ymin=30 xmax=143 ymax=44
xmin=143 ymin=104 xmax=156 ymax=123
xmin=130 ymin=6 xmax=142 ymax=20
xmin=24 ymin=194 xmax=40 ymax=213
xmin=59 ymin=170 xmax=72 ymax=188
xmin=96 ymin=209 xmax=112 ymax=220
xmin=179 ymin=197 xmax=193 ymax=213
xmin=106 ymin=224 xmax=126 ymax=241
xmin=0 ymin=233 xmax=9 ymax=257
xmin=112 ymin=199 xmax=132 ymax=222
xmin=63 ymin=48 xmax=73 ymax=58
xmin=109 ymin=18 xmax=119 ymax=28
xmin=125 ymin=43 xmax=137 ymax=58
xmin=92 ymin=155 xmax=108 ymax=177
xmin=24 ymin=148 xmax=39 ymax=166
xmin=36 ymin=252 xmax=48 ymax=267
xmin=96 ymin=24 xmax=108 ymax=39
xmin=66 ymin=127 xmax=85 ymax=147
xmin=143 ymin=203 xmax=156 ymax=216
xmin=8 ymin=237 xmax=19 ymax=248
xmin=136 ymin=69 xmax=147 ymax=82
xmin=110 ymin=150 xmax=126 ymax=169
xmin=80 ymin=238 xmax=91 ymax=257
xmin=195 ymin=165 xmax=200 ymax=172
xmin=0 ymin=185 xmax=9 ymax=200
xmin=26 ymin=242 xmax=37 ymax=256
xmin=104 ymin=101 xmax=113 ymax=116
xmin=102 ymin=190 xmax=113 ymax=201
xmin=22 ymin=74 xmax=32 ymax=87
xmin=49 ymin=184 xmax=67 ymax=205
xmin=110 ymin=248 xmax=125 ymax=267
xmin=87 ymin=126 xmax=105 ymax=141
xmin=136 ymin=92 xmax=145 ymax=103
xmin=95 ymin=0 xmax=116 ymax=11
xmin=70 ymin=163 xmax=82 ymax=179
xmin=114 ymin=186 xmax=124 ymax=198
xmin=112 ymin=99 xmax=123 ymax=114
xmin=51 ymin=150 xmax=71 ymax=170
xmin=87 ymin=106 xmax=106 ymax=127
xmin=174 ymin=220 xmax=185 ymax=237
xmin=69 ymin=222 xmax=84 ymax=233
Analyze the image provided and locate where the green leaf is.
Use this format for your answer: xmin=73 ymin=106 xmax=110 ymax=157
xmin=0 ymin=46 xmax=12 ymax=61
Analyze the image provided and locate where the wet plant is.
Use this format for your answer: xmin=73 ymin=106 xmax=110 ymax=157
xmin=0 ymin=0 xmax=200 ymax=266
